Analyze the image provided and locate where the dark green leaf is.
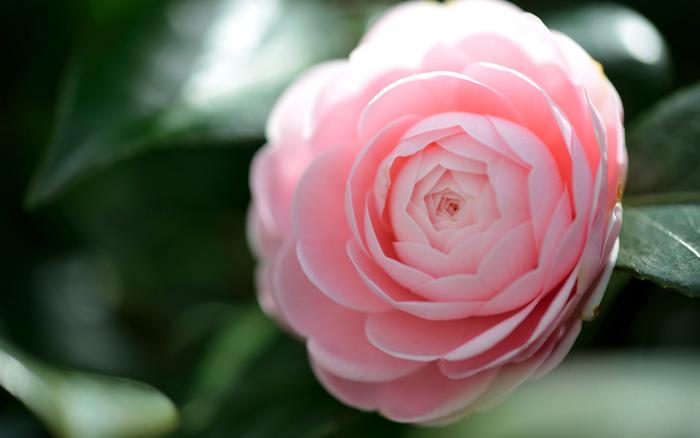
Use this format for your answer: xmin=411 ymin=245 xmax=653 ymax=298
xmin=625 ymin=82 xmax=700 ymax=195
xmin=0 ymin=340 xmax=178 ymax=438
xmin=617 ymin=204 xmax=700 ymax=296
xmin=27 ymin=0 xmax=381 ymax=207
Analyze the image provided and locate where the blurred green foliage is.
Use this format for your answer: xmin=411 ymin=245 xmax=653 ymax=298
xmin=0 ymin=341 xmax=177 ymax=438
xmin=1 ymin=0 xmax=699 ymax=437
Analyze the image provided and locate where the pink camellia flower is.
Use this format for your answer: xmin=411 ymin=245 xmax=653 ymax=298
xmin=248 ymin=0 xmax=626 ymax=425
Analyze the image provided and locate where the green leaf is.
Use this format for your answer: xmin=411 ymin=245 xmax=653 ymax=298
xmin=625 ymin=82 xmax=700 ymax=195
xmin=407 ymin=353 xmax=700 ymax=438
xmin=27 ymin=0 xmax=381 ymax=207
xmin=0 ymin=341 xmax=178 ymax=438
xmin=617 ymin=204 xmax=700 ymax=296
xmin=613 ymin=82 xmax=700 ymax=294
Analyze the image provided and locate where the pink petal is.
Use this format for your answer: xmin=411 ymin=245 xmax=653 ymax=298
xmin=294 ymin=146 xmax=389 ymax=312
xmin=273 ymin=240 xmax=353 ymax=338
xmin=393 ymin=241 xmax=462 ymax=278
xmin=453 ymin=33 xmax=538 ymax=80
xmin=581 ymin=234 xmax=620 ymax=321
xmin=297 ymin=242 xmax=390 ymax=313
xmin=360 ymin=1 xmax=444 ymax=47
xmin=366 ymin=310 xmax=512 ymax=362
xmin=445 ymin=298 xmax=541 ymax=361
xmin=488 ymin=116 xmax=565 ymax=246
xmin=471 ymin=321 xmax=562 ymax=412
xmin=347 ymin=239 xmax=487 ymax=321
xmin=347 ymin=239 xmax=424 ymax=304
xmin=530 ymin=320 xmax=582 ymax=381
xmin=358 ymin=71 xmax=523 ymax=145
xmin=536 ymin=63 xmax=602 ymax=170
xmin=476 ymin=193 xmax=573 ymax=316
xmin=477 ymin=221 xmax=537 ymax=293
xmin=377 ymin=364 xmax=498 ymax=423
xmin=477 ymin=268 xmax=544 ymax=316
xmin=246 ymin=202 xmax=282 ymax=260
xmin=308 ymin=314 xmax=425 ymax=383
xmin=463 ymin=62 xmax=573 ymax=184
xmin=364 ymin=195 xmax=435 ymax=290
xmin=255 ymin=263 xmax=282 ymax=323
xmin=389 ymin=149 xmax=433 ymax=245
xmin=424 ymin=115 xmax=524 ymax=166
xmin=542 ymin=133 xmax=594 ymax=292
xmin=413 ymin=222 xmax=536 ymax=303
xmin=439 ymin=267 xmax=578 ymax=378
xmin=309 ymin=66 xmax=409 ymax=154
xmin=414 ymin=273 xmax=493 ymax=302
xmin=552 ymin=30 xmax=626 ymax=209
xmin=396 ymin=300 xmax=487 ymax=321
xmin=266 ymin=60 xmax=347 ymax=146
xmin=421 ymin=42 xmax=473 ymax=72
xmin=347 ymin=115 xmax=420 ymax=249
xmin=373 ymin=125 xmax=464 ymax=220
xmin=250 ymin=143 xmax=311 ymax=235
xmin=310 ymin=359 xmax=380 ymax=411
xmin=448 ymin=2 xmax=567 ymax=67
xmin=489 ymin=159 xmax=530 ymax=224
xmin=314 ymin=359 xmax=498 ymax=424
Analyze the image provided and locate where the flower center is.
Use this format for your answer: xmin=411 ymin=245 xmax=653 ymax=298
xmin=423 ymin=177 xmax=477 ymax=231
xmin=433 ymin=190 xmax=464 ymax=220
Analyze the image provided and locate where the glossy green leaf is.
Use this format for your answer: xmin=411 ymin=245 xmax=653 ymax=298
xmin=617 ymin=204 xmax=700 ymax=296
xmin=625 ymin=82 xmax=700 ymax=195
xmin=0 ymin=341 xmax=178 ymax=438
xmin=27 ymin=0 xmax=382 ymax=207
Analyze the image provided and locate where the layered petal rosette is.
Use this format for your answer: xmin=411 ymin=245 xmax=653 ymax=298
xmin=247 ymin=0 xmax=626 ymax=425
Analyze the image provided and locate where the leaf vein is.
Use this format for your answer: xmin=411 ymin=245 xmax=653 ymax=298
xmin=635 ymin=210 xmax=700 ymax=259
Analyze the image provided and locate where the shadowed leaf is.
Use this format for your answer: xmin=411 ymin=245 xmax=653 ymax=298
xmin=617 ymin=204 xmax=700 ymax=296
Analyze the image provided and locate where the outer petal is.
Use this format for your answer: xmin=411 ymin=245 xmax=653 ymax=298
xmin=308 ymin=313 xmax=426 ymax=383
xmin=358 ymin=71 xmax=524 ymax=145
xmin=294 ymin=146 xmax=390 ymax=312
xmin=275 ymin=241 xmax=424 ymax=382
xmin=360 ymin=1 xmax=445 ymax=47
xmin=581 ymin=228 xmax=621 ymax=320
xmin=439 ymin=266 xmax=579 ymax=377
xmin=312 ymin=361 xmax=498 ymax=424
xmin=266 ymin=60 xmax=347 ymax=146
xmin=551 ymin=31 xmax=626 ymax=207
xmin=250 ymin=143 xmax=311 ymax=235
xmin=273 ymin=240 xmax=350 ymax=338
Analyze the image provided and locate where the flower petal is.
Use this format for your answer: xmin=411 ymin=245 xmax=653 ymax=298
xmin=308 ymin=314 xmax=425 ymax=383
xmin=294 ymin=146 xmax=390 ymax=312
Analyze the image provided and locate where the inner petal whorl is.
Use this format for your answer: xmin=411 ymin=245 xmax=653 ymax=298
xmin=423 ymin=172 xmax=478 ymax=230
xmin=366 ymin=113 xmax=568 ymax=295
xmin=433 ymin=189 xmax=466 ymax=220
xmin=387 ymin=135 xmax=501 ymax=253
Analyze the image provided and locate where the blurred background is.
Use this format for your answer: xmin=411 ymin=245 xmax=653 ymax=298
xmin=1 ymin=0 xmax=699 ymax=437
